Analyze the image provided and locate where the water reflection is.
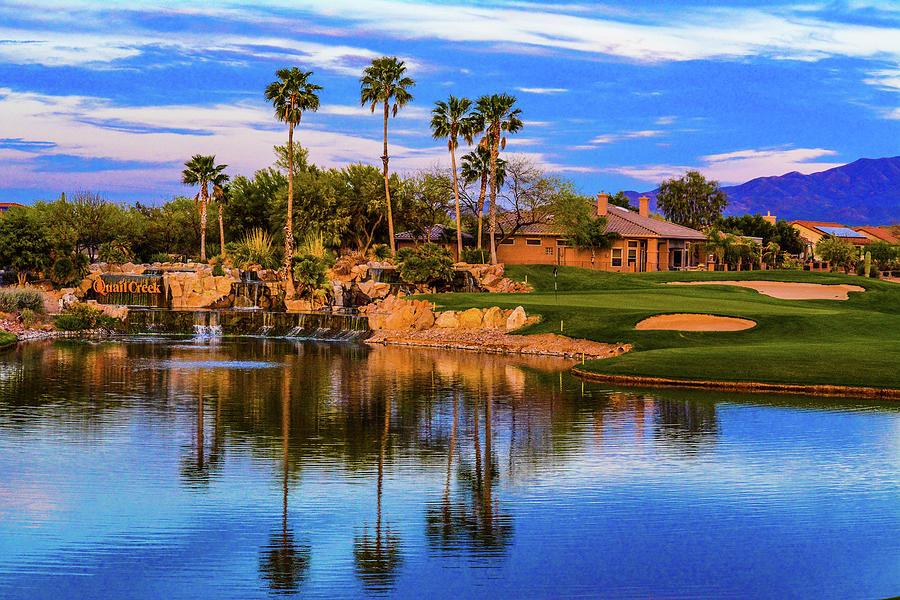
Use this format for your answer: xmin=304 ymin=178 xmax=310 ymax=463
xmin=2 ymin=338 xmax=900 ymax=599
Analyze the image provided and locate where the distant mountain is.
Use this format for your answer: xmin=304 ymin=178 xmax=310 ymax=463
xmin=624 ymin=156 xmax=900 ymax=225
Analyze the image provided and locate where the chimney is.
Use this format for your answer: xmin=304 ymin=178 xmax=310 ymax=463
xmin=639 ymin=195 xmax=649 ymax=218
xmin=763 ymin=211 xmax=776 ymax=225
xmin=596 ymin=191 xmax=608 ymax=216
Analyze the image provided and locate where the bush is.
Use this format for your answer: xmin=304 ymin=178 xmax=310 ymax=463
xmin=231 ymin=229 xmax=280 ymax=270
xmin=50 ymin=257 xmax=77 ymax=285
xmin=461 ymin=248 xmax=489 ymax=264
xmin=857 ymin=262 xmax=881 ymax=279
xmin=148 ymin=252 xmax=171 ymax=264
xmin=98 ymin=239 xmax=132 ymax=264
xmin=0 ymin=288 xmax=44 ymax=313
xmin=20 ymin=308 xmax=37 ymax=329
xmin=777 ymin=255 xmax=804 ymax=270
xmin=292 ymin=254 xmax=330 ymax=300
xmin=55 ymin=302 xmax=103 ymax=331
xmin=372 ymin=244 xmax=392 ymax=260
xmin=212 ymin=264 xmax=225 ymax=277
xmin=396 ymin=243 xmax=454 ymax=285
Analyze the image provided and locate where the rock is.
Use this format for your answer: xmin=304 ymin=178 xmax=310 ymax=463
xmin=215 ymin=276 xmax=234 ymax=295
xmin=285 ymin=299 xmax=313 ymax=312
xmin=58 ymin=289 xmax=78 ymax=312
xmin=506 ymin=306 xmax=527 ymax=331
xmin=412 ymin=307 xmax=435 ymax=330
xmin=100 ymin=304 xmax=128 ymax=321
xmin=384 ymin=305 xmax=415 ymax=330
xmin=434 ymin=311 xmax=459 ymax=329
xmin=482 ymin=306 xmax=506 ymax=329
xmin=458 ymin=308 xmax=483 ymax=329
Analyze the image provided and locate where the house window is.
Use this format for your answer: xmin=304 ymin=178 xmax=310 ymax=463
xmin=611 ymin=248 xmax=622 ymax=267
xmin=545 ymin=247 xmax=553 ymax=256
xmin=627 ymin=240 xmax=638 ymax=264
xmin=526 ymin=238 xmax=541 ymax=246
xmin=556 ymin=238 xmax=570 ymax=246
xmin=500 ymin=238 xmax=514 ymax=245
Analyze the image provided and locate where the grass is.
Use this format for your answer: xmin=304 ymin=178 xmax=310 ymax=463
xmin=424 ymin=265 xmax=900 ymax=390
xmin=0 ymin=331 xmax=17 ymax=350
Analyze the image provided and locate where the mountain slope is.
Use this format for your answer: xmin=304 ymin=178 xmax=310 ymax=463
xmin=625 ymin=156 xmax=900 ymax=225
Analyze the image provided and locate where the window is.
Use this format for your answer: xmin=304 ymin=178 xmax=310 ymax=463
xmin=627 ymin=241 xmax=637 ymax=264
xmin=611 ymin=248 xmax=622 ymax=267
xmin=545 ymin=247 xmax=553 ymax=256
xmin=556 ymin=238 xmax=571 ymax=246
xmin=526 ymin=238 xmax=541 ymax=246
xmin=500 ymin=238 xmax=514 ymax=245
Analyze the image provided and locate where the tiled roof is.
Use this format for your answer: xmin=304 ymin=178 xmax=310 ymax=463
xmin=395 ymin=223 xmax=473 ymax=241
xmin=502 ymin=205 xmax=706 ymax=240
xmin=791 ymin=220 xmax=870 ymax=241
xmin=854 ymin=226 xmax=900 ymax=244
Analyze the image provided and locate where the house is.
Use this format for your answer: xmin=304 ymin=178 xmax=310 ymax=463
xmin=853 ymin=226 xmax=900 ymax=245
xmin=0 ymin=202 xmax=24 ymax=213
xmin=790 ymin=221 xmax=871 ymax=258
xmin=395 ymin=223 xmax=474 ymax=259
xmin=494 ymin=194 xmax=707 ymax=272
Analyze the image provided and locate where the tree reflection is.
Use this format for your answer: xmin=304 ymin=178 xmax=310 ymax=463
xmin=259 ymin=372 xmax=310 ymax=593
xmin=179 ymin=375 xmax=223 ymax=488
xmin=654 ymin=399 xmax=719 ymax=445
xmin=353 ymin=396 xmax=403 ymax=594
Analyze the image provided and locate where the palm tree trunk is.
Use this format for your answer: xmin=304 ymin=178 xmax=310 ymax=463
xmin=476 ymin=173 xmax=487 ymax=252
xmin=488 ymin=129 xmax=499 ymax=266
xmin=218 ymin=203 xmax=225 ymax=257
xmin=285 ymin=119 xmax=296 ymax=297
xmin=450 ymin=141 xmax=463 ymax=262
xmin=382 ymin=100 xmax=396 ymax=254
xmin=200 ymin=183 xmax=208 ymax=262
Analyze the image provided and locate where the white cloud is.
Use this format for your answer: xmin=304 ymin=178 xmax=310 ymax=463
xmin=515 ymin=87 xmax=568 ymax=94
xmin=655 ymin=115 xmax=677 ymax=125
xmin=864 ymin=68 xmax=900 ymax=92
xmin=607 ymin=147 xmax=844 ymax=185
xmin=590 ymin=130 xmax=664 ymax=144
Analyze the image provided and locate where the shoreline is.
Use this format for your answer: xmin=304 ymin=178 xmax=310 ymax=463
xmin=571 ymin=368 xmax=900 ymax=400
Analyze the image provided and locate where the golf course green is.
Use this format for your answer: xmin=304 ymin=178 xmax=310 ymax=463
xmin=428 ymin=265 xmax=900 ymax=391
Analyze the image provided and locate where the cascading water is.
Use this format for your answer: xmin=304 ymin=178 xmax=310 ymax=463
xmin=192 ymin=311 xmax=222 ymax=338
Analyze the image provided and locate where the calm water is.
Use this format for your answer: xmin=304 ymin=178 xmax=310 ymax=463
xmin=1 ymin=337 xmax=899 ymax=599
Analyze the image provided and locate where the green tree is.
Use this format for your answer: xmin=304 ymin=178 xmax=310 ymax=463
xmin=292 ymin=254 xmax=330 ymax=302
xmin=460 ymin=146 xmax=506 ymax=251
xmin=360 ymin=56 xmax=415 ymax=254
xmin=867 ymin=241 xmax=898 ymax=269
xmin=211 ymin=171 xmax=230 ymax=257
xmin=553 ymin=187 xmax=620 ymax=264
xmin=655 ymin=170 xmax=727 ymax=230
xmin=265 ymin=67 xmax=322 ymax=292
xmin=431 ymin=95 xmax=475 ymax=259
xmin=396 ymin=242 xmax=454 ymax=287
xmin=471 ymin=94 xmax=523 ymax=265
xmin=182 ymin=154 xmax=227 ymax=262
xmin=815 ymin=236 xmax=857 ymax=272
xmin=225 ymin=169 xmax=285 ymax=242
xmin=0 ymin=206 xmax=53 ymax=285
xmin=399 ymin=170 xmax=454 ymax=245
xmin=718 ymin=213 xmax=805 ymax=257
xmin=608 ymin=191 xmax=635 ymax=211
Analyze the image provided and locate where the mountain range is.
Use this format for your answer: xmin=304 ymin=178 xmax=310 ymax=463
xmin=625 ymin=156 xmax=900 ymax=225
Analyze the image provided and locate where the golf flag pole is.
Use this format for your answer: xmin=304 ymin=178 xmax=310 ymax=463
xmin=553 ymin=266 xmax=558 ymax=304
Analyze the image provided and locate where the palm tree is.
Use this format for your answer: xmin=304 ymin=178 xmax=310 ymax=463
xmin=471 ymin=94 xmax=523 ymax=265
xmin=430 ymin=95 xmax=474 ymax=260
xmin=360 ymin=56 xmax=415 ymax=254
xmin=182 ymin=155 xmax=227 ymax=262
xmin=265 ymin=67 xmax=321 ymax=295
xmin=211 ymin=171 xmax=229 ymax=257
xmin=460 ymin=146 xmax=506 ymax=252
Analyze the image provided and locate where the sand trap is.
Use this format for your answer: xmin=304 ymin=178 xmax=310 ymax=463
xmin=635 ymin=313 xmax=755 ymax=331
xmin=669 ymin=280 xmax=865 ymax=300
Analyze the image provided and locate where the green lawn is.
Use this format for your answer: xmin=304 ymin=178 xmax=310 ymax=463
xmin=425 ymin=265 xmax=900 ymax=390
xmin=0 ymin=331 xmax=17 ymax=350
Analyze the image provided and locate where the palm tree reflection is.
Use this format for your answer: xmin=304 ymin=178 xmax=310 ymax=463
xmin=179 ymin=375 xmax=222 ymax=488
xmin=353 ymin=396 xmax=403 ymax=594
xmin=259 ymin=372 xmax=310 ymax=593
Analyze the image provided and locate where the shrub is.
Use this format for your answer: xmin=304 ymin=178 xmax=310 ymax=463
xmin=396 ymin=243 xmax=454 ymax=285
xmin=372 ymin=244 xmax=392 ymax=260
xmin=777 ymin=255 xmax=804 ymax=270
xmin=50 ymin=257 xmax=77 ymax=285
xmin=148 ymin=252 xmax=171 ymax=264
xmin=212 ymin=264 xmax=225 ymax=277
xmin=55 ymin=302 xmax=103 ymax=331
xmin=815 ymin=236 xmax=857 ymax=271
xmin=0 ymin=288 xmax=44 ymax=313
xmin=292 ymin=254 xmax=330 ymax=300
xmin=297 ymin=230 xmax=333 ymax=264
xmin=461 ymin=248 xmax=489 ymax=264
xmin=98 ymin=239 xmax=132 ymax=264
xmin=20 ymin=308 xmax=37 ymax=329
xmin=231 ymin=229 xmax=280 ymax=270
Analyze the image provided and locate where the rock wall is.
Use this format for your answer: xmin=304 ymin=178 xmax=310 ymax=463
xmin=359 ymin=296 xmax=529 ymax=333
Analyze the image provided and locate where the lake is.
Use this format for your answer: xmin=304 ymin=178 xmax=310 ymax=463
xmin=1 ymin=337 xmax=899 ymax=599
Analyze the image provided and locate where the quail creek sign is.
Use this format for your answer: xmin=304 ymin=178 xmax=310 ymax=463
xmin=93 ymin=278 xmax=163 ymax=296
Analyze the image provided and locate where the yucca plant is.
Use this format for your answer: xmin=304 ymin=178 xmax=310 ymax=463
xmin=296 ymin=230 xmax=332 ymax=263
xmin=231 ymin=229 xmax=280 ymax=270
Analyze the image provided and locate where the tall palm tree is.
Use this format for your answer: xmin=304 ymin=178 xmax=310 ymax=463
xmin=460 ymin=146 xmax=506 ymax=252
xmin=182 ymin=154 xmax=227 ymax=262
xmin=430 ymin=95 xmax=474 ymax=260
xmin=265 ymin=67 xmax=321 ymax=294
xmin=360 ymin=56 xmax=414 ymax=254
xmin=471 ymin=94 xmax=523 ymax=265
xmin=211 ymin=171 xmax=229 ymax=257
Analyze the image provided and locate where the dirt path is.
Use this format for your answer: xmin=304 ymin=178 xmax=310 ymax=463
xmin=669 ymin=280 xmax=865 ymax=300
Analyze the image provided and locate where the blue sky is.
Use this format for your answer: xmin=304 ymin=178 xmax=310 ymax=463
xmin=1 ymin=0 xmax=898 ymax=205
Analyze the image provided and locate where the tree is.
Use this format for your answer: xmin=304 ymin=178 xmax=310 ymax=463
xmin=360 ymin=56 xmax=414 ymax=254
xmin=0 ymin=206 xmax=53 ymax=285
xmin=471 ymin=94 xmax=523 ymax=265
xmin=655 ymin=170 xmax=727 ymax=230
xmin=493 ymin=156 xmax=560 ymax=243
xmin=211 ymin=171 xmax=230 ymax=257
xmin=398 ymin=170 xmax=454 ymax=245
xmin=396 ymin=242 xmax=454 ymax=288
xmin=717 ymin=213 xmax=805 ymax=258
xmin=867 ymin=241 xmax=898 ymax=269
xmin=553 ymin=187 xmax=620 ymax=264
xmin=430 ymin=95 xmax=475 ymax=259
xmin=182 ymin=154 xmax=227 ymax=262
xmin=815 ymin=236 xmax=857 ymax=272
xmin=608 ymin=191 xmax=636 ymax=211
xmin=265 ymin=67 xmax=322 ymax=293
xmin=460 ymin=146 xmax=506 ymax=250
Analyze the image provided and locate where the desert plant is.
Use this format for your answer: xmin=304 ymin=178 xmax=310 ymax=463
xmin=98 ymin=239 xmax=132 ymax=264
xmin=148 ymin=252 xmax=171 ymax=264
xmin=296 ymin=230 xmax=333 ymax=264
xmin=20 ymin=308 xmax=38 ymax=329
xmin=461 ymin=248 xmax=490 ymax=264
xmin=292 ymin=254 xmax=330 ymax=300
xmin=371 ymin=244 xmax=392 ymax=261
xmin=212 ymin=264 xmax=226 ymax=277
xmin=777 ymin=255 xmax=804 ymax=270
xmin=396 ymin=242 xmax=454 ymax=285
xmin=231 ymin=229 xmax=280 ymax=270
xmin=0 ymin=288 xmax=44 ymax=313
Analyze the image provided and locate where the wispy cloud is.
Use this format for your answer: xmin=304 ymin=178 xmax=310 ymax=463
xmin=515 ymin=87 xmax=568 ymax=94
xmin=607 ymin=147 xmax=844 ymax=185
xmin=590 ymin=130 xmax=664 ymax=145
xmin=655 ymin=115 xmax=677 ymax=125
xmin=864 ymin=68 xmax=900 ymax=92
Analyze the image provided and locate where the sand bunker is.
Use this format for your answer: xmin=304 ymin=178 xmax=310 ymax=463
xmin=635 ymin=313 xmax=755 ymax=331
xmin=669 ymin=280 xmax=865 ymax=300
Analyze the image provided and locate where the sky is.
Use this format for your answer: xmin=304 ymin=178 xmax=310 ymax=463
xmin=1 ymin=0 xmax=899 ymax=205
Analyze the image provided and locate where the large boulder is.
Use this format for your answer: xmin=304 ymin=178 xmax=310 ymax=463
xmin=384 ymin=305 xmax=416 ymax=330
xmin=434 ymin=311 xmax=459 ymax=329
xmin=458 ymin=308 xmax=483 ymax=329
xmin=412 ymin=307 xmax=435 ymax=330
xmin=506 ymin=306 xmax=527 ymax=331
xmin=482 ymin=306 xmax=506 ymax=329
